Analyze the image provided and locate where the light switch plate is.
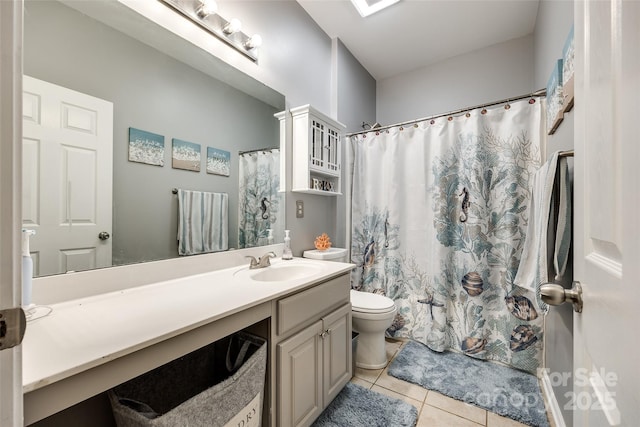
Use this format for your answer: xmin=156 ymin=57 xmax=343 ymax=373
xmin=296 ymin=200 xmax=304 ymax=218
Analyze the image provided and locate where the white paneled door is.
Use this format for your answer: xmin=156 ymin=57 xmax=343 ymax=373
xmin=573 ymin=0 xmax=639 ymax=425
xmin=22 ymin=76 xmax=113 ymax=276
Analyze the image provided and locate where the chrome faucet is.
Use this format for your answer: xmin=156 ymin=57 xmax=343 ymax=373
xmin=246 ymin=252 xmax=276 ymax=269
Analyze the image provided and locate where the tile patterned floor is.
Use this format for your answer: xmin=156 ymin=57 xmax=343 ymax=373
xmin=350 ymin=338 xmax=554 ymax=427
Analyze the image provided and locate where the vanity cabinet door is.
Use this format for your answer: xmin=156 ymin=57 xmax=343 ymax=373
xmin=278 ymin=320 xmax=323 ymax=427
xmin=322 ymin=303 xmax=352 ymax=405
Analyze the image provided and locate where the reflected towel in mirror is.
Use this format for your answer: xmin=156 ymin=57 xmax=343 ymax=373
xmin=177 ymin=189 xmax=228 ymax=255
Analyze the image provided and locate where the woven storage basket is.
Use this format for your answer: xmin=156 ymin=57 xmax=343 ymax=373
xmin=109 ymin=331 xmax=266 ymax=427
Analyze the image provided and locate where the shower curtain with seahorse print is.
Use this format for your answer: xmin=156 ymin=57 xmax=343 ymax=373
xmin=350 ymin=99 xmax=544 ymax=373
xmin=238 ymin=149 xmax=284 ymax=248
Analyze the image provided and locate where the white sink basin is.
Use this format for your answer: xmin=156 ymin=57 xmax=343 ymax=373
xmin=234 ymin=261 xmax=323 ymax=282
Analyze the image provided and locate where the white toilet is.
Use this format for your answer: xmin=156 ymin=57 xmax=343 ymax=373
xmin=303 ymin=247 xmax=398 ymax=370
xmin=349 ymin=289 xmax=397 ymax=369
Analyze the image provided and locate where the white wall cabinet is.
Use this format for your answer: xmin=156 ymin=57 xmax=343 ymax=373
xmin=274 ymin=275 xmax=352 ymax=427
xmin=282 ymin=105 xmax=346 ymax=196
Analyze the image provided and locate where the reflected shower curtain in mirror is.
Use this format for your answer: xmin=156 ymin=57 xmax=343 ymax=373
xmin=350 ymin=99 xmax=544 ymax=373
xmin=238 ymin=149 xmax=284 ymax=248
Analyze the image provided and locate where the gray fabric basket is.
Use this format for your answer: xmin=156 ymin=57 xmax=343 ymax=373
xmin=108 ymin=331 xmax=266 ymax=427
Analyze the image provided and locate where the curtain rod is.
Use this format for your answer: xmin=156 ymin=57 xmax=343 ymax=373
xmin=239 ymin=147 xmax=279 ymax=155
xmin=347 ymin=88 xmax=547 ymax=137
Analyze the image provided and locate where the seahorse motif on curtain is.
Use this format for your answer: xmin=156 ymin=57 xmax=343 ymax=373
xmin=350 ymin=99 xmax=544 ymax=373
xmin=428 ymin=127 xmax=543 ymax=373
xmin=238 ymin=150 xmax=284 ymax=248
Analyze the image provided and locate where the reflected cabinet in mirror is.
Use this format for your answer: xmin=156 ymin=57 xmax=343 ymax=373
xmin=22 ymin=0 xmax=285 ymax=277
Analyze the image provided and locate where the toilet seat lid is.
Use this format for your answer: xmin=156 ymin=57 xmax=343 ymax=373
xmin=350 ymin=290 xmax=395 ymax=313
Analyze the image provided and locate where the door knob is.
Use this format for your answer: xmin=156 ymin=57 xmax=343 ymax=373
xmin=540 ymin=281 xmax=583 ymax=313
xmin=98 ymin=231 xmax=110 ymax=240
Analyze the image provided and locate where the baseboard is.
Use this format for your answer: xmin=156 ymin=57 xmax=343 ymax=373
xmin=540 ymin=369 xmax=567 ymax=427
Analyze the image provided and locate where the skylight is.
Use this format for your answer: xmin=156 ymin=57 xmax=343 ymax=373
xmin=350 ymin=0 xmax=401 ymax=17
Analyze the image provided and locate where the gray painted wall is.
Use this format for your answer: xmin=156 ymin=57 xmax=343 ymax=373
xmin=280 ymin=38 xmax=376 ymax=257
xmin=335 ymin=39 xmax=377 ymax=250
xmin=335 ymin=40 xmax=377 ymax=134
xmin=217 ymin=0 xmax=333 ymax=113
xmin=376 ymin=35 xmax=535 ymax=124
xmin=24 ymin=1 xmax=281 ymax=266
xmin=216 ymin=1 xmax=337 ymax=256
xmin=533 ymin=1 xmax=575 ymax=425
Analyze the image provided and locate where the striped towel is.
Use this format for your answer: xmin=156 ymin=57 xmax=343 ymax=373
xmin=514 ymin=151 xmax=572 ymax=312
xmin=177 ymin=190 xmax=228 ymax=255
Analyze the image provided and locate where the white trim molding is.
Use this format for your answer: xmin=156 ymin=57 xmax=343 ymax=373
xmin=0 ymin=0 xmax=25 ymax=425
xmin=540 ymin=368 xmax=567 ymax=427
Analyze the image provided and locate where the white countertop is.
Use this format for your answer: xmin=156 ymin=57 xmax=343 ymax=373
xmin=22 ymin=257 xmax=354 ymax=393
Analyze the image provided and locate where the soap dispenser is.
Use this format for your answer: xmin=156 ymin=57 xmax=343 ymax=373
xmin=267 ymin=228 xmax=274 ymax=245
xmin=282 ymin=230 xmax=293 ymax=260
xmin=22 ymin=229 xmax=36 ymax=308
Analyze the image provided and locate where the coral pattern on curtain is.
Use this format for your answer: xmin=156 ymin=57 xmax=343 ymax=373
xmin=238 ymin=149 xmax=284 ymax=248
xmin=350 ymin=99 xmax=544 ymax=373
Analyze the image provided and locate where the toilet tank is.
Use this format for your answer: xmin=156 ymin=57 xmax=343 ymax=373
xmin=302 ymin=247 xmax=348 ymax=262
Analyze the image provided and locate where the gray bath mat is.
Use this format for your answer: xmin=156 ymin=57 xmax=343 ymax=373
xmin=388 ymin=340 xmax=549 ymax=427
xmin=312 ymin=382 xmax=418 ymax=427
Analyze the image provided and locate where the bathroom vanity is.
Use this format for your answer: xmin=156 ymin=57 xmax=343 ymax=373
xmin=275 ymin=274 xmax=352 ymax=426
xmin=23 ymin=246 xmax=354 ymax=427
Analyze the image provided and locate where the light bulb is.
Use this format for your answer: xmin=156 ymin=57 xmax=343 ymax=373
xmin=223 ymin=18 xmax=242 ymax=35
xmin=244 ymin=34 xmax=262 ymax=50
xmin=196 ymin=0 xmax=217 ymax=18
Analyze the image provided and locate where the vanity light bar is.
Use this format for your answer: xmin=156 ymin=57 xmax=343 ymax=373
xmin=158 ymin=0 xmax=262 ymax=62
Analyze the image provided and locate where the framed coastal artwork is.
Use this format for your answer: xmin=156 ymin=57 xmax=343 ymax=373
xmin=128 ymin=127 xmax=165 ymax=166
xmin=206 ymin=147 xmax=231 ymax=177
xmin=172 ymin=138 xmax=201 ymax=172
xmin=562 ymin=26 xmax=575 ymax=112
xmin=546 ymin=59 xmax=564 ymax=135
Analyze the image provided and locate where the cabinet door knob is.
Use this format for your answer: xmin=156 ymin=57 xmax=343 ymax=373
xmin=320 ymin=331 xmax=328 ymax=339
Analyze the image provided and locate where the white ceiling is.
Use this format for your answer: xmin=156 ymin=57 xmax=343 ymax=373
xmin=297 ymin=0 xmax=540 ymax=80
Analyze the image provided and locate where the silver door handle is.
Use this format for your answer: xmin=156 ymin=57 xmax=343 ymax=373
xmin=98 ymin=231 xmax=110 ymax=240
xmin=540 ymin=281 xmax=583 ymax=313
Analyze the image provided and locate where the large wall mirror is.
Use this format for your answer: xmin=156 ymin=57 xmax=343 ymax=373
xmin=22 ymin=0 xmax=286 ymax=278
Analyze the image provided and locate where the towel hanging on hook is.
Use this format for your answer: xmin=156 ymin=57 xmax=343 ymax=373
xmin=514 ymin=151 xmax=572 ymax=312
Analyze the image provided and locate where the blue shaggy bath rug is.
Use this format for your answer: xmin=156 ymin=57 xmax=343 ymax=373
xmin=312 ymin=382 xmax=418 ymax=427
xmin=388 ymin=340 xmax=549 ymax=427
